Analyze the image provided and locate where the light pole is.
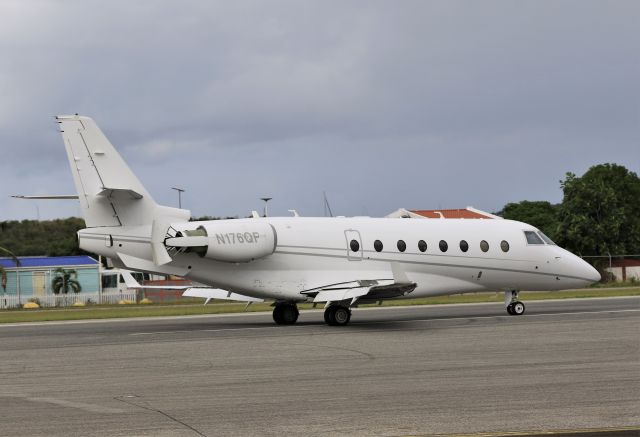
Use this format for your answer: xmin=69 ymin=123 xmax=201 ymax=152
xmin=260 ymin=197 xmax=272 ymax=217
xmin=171 ymin=187 xmax=185 ymax=209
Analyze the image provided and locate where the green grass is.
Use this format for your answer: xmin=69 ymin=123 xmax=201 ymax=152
xmin=1 ymin=287 xmax=638 ymax=324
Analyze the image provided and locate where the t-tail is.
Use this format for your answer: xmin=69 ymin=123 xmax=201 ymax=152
xmin=58 ymin=115 xmax=190 ymax=266
xmin=56 ymin=115 xmax=189 ymax=228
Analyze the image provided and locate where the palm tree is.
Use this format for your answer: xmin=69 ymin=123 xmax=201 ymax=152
xmin=52 ymin=268 xmax=82 ymax=295
xmin=0 ymin=246 xmax=20 ymax=293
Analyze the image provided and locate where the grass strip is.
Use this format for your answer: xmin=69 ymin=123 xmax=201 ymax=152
xmin=1 ymin=287 xmax=638 ymax=324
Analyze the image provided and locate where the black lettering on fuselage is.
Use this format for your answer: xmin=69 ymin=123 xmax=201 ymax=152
xmin=215 ymin=232 xmax=260 ymax=245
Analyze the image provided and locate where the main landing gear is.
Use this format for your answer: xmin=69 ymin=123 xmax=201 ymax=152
xmin=324 ymin=305 xmax=352 ymax=326
xmin=505 ymin=290 xmax=525 ymax=316
xmin=272 ymin=303 xmax=299 ymax=325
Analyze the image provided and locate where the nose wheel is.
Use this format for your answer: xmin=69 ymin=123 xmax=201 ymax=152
xmin=273 ymin=303 xmax=299 ymax=325
xmin=505 ymin=290 xmax=525 ymax=316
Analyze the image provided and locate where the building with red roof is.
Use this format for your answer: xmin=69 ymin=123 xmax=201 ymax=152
xmin=386 ymin=206 xmax=501 ymax=219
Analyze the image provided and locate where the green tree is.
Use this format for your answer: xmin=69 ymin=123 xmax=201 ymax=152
xmin=0 ymin=218 xmax=86 ymax=256
xmin=497 ymin=201 xmax=560 ymax=240
xmin=0 ymin=246 xmax=21 ymax=293
xmin=51 ymin=268 xmax=82 ymax=295
xmin=557 ymin=163 xmax=640 ymax=256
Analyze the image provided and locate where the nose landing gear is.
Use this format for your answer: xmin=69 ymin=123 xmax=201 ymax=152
xmin=505 ymin=290 xmax=525 ymax=316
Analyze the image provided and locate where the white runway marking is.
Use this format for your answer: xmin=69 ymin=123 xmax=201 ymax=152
xmin=128 ymin=308 xmax=640 ymax=336
xmin=6 ymin=396 xmax=125 ymax=414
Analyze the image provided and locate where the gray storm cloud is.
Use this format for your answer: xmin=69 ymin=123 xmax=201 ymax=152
xmin=0 ymin=0 xmax=638 ymax=220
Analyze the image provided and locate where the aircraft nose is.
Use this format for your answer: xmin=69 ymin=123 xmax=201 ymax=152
xmin=579 ymin=259 xmax=601 ymax=284
xmin=586 ymin=262 xmax=601 ymax=283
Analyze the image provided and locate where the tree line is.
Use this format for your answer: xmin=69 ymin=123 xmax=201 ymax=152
xmin=497 ymin=163 xmax=640 ymax=259
xmin=1 ymin=163 xmax=638 ymax=263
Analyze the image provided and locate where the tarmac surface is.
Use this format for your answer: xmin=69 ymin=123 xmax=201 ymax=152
xmin=0 ymin=297 xmax=638 ymax=436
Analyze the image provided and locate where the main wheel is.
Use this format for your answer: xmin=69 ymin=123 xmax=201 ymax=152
xmin=324 ymin=306 xmax=336 ymax=325
xmin=506 ymin=303 xmax=514 ymax=315
xmin=273 ymin=304 xmax=299 ymax=325
xmin=333 ymin=306 xmax=351 ymax=325
xmin=324 ymin=306 xmax=351 ymax=326
xmin=512 ymin=301 xmax=525 ymax=315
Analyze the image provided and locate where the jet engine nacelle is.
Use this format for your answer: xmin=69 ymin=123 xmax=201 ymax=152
xmin=166 ymin=221 xmax=277 ymax=263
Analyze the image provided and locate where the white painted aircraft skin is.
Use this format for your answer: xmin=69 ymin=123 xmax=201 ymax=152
xmin=53 ymin=115 xmax=600 ymax=325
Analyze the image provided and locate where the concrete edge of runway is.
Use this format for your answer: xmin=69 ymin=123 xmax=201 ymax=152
xmin=1 ymin=295 xmax=638 ymax=328
xmin=423 ymin=426 xmax=640 ymax=437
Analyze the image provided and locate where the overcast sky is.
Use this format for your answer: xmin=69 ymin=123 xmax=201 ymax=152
xmin=0 ymin=0 xmax=638 ymax=221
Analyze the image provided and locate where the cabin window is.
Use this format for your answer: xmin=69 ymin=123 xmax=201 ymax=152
xmin=418 ymin=240 xmax=427 ymax=252
xmin=480 ymin=240 xmax=489 ymax=252
xmin=501 ymin=240 xmax=510 ymax=252
xmin=537 ymin=232 xmax=556 ymax=245
xmin=439 ymin=240 xmax=448 ymax=252
xmin=350 ymin=239 xmax=360 ymax=252
xmin=459 ymin=240 xmax=469 ymax=252
xmin=524 ymin=231 xmax=544 ymax=245
xmin=374 ymin=240 xmax=383 ymax=252
xmin=397 ymin=240 xmax=406 ymax=252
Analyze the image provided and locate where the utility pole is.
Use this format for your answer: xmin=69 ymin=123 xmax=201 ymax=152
xmin=261 ymin=197 xmax=272 ymax=217
xmin=171 ymin=187 xmax=185 ymax=209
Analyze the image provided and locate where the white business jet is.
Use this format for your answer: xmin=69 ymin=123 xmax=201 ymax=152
xmin=47 ymin=115 xmax=601 ymax=326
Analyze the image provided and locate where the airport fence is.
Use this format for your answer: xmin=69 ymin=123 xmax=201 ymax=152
xmin=0 ymin=292 xmax=139 ymax=309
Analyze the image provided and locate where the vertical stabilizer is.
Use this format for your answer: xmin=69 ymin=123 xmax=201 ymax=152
xmin=57 ymin=115 xmax=182 ymax=227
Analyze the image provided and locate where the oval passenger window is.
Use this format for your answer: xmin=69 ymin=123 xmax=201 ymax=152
xmin=501 ymin=240 xmax=509 ymax=252
xmin=397 ymin=240 xmax=406 ymax=252
xmin=439 ymin=240 xmax=448 ymax=252
xmin=459 ymin=240 xmax=469 ymax=252
xmin=418 ymin=240 xmax=427 ymax=252
xmin=374 ymin=240 xmax=383 ymax=252
xmin=350 ymin=239 xmax=360 ymax=252
xmin=480 ymin=240 xmax=489 ymax=252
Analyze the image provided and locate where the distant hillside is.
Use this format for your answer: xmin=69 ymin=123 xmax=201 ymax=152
xmin=0 ymin=218 xmax=87 ymax=257
xmin=0 ymin=216 xmax=233 ymax=257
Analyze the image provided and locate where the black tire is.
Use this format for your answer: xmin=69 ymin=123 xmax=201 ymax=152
xmin=273 ymin=305 xmax=285 ymax=324
xmin=512 ymin=301 xmax=525 ymax=315
xmin=273 ymin=304 xmax=298 ymax=325
xmin=281 ymin=304 xmax=299 ymax=325
xmin=332 ymin=306 xmax=351 ymax=326
xmin=506 ymin=303 xmax=514 ymax=315
xmin=324 ymin=306 xmax=336 ymax=326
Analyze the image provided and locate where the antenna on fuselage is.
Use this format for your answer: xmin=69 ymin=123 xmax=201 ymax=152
xmin=260 ymin=197 xmax=272 ymax=217
xmin=323 ymin=191 xmax=334 ymax=217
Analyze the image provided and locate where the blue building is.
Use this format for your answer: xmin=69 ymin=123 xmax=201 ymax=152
xmin=0 ymin=256 xmax=100 ymax=300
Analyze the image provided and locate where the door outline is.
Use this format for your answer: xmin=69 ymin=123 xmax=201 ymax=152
xmin=344 ymin=229 xmax=363 ymax=261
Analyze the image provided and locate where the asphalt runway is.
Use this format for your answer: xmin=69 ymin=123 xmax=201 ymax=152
xmin=1 ymin=297 xmax=639 ymax=437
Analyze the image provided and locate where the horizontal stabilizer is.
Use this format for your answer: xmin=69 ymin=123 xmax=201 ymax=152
xmin=12 ymin=195 xmax=79 ymax=200
xmin=97 ymin=188 xmax=143 ymax=199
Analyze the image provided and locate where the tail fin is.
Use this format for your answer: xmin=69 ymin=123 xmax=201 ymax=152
xmin=57 ymin=115 xmax=188 ymax=227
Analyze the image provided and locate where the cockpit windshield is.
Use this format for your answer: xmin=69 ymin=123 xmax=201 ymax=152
xmin=524 ymin=230 xmax=544 ymax=245
xmin=537 ymin=231 xmax=556 ymax=245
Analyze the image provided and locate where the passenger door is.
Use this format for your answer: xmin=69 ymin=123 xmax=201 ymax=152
xmin=344 ymin=229 xmax=363 ymax=261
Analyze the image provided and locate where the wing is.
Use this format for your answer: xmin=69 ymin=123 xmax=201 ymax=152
xmin=182 ymin=288 xmax=263 ymax=303
xmin=302 ymin=280 xmax=416 ymax=305
xmin=302 ymin=263 xmax=416 ymax=305
xmin=120 ymin=270 xmax=263 ymax=304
